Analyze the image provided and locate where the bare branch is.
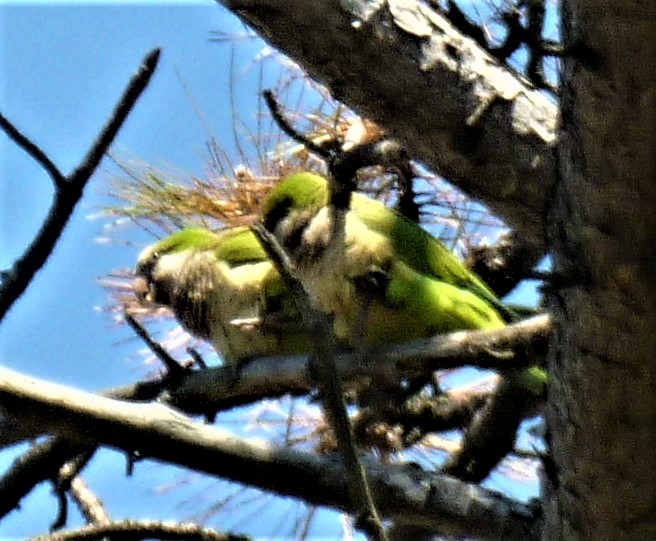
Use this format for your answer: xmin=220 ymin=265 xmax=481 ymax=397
xmin=67 ymin=476 xmax=111 ymax=526
xmin=52 ymin=452 xmax=97 ymax=531
xmin=0 ymin=48 xmax=160 ymax=323
xmin=169 ymin=314 xmax=551 ymax=414
xmin=263 ymin=89 xmax=331 ymax=159
xmin=218 ymin=0 xmax=557 ymax=249
xmin=28 ymin=519 xmax=247 ymax=541
xmin=0 ymin=438 xmax=93 ymax=521
xmin=0 ymin=114 xmax=65 ymax=187
xmin=442 ymin=375 xmax=543 ymax=482
xmin=265 ymin=89 xmax=418 ymax=222
xmin=251 ymin=223 xmax=387 ymax=540
xmin=124 ymin=310 xmax=187 ymax=379
xmin=1 ymin=367 xmax=541 ymax=540
xmin=0 ymin=315 xmax=550 ymax=521
xmin=0 ymin=377 xmax=169 ymax=519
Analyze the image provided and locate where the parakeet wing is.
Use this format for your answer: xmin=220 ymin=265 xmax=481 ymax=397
xmin=263 ymin=172 xmax=511 ymax=318
xmin=209 ymin=227 xmax=270 ymax=267
xmin=350 ymin=193 xmax=515 ymax=319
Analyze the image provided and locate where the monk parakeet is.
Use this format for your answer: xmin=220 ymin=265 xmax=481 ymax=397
xmin=261 ymin=172 xmax=545 ymax=393
xmin=134 ymin=226 xmax=309 ymax=363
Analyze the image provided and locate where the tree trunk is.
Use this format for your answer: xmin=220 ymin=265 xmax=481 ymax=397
xmin=545 ymin=3 xmax=656 ymax=539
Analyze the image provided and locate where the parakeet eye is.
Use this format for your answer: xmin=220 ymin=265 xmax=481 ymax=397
xmin=135 ymin=252 xmax=159 ymax=279
xmin=264 ymin=197 xmax=293 ymax=232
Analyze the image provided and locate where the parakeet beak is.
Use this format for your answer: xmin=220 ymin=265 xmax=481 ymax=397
xmin=133 ymin=256 xmax=174 ymax=306
xmin=133 ymin=256 xmax=158 ymax=304
xmin=132 ymin=274 xmax=152 ymax=303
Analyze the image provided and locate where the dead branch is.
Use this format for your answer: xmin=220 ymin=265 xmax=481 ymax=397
xmin=1 ymin=366 xmax=541 ymax=540
xmin=218 ymin=0 xmax=556 ymax=250
xmin=0 ymin=48 xmax=160 ymax=322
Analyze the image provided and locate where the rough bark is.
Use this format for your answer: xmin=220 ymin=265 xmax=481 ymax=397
xmin=546 ymin=3 xmax=656 ymax=539
xmin=0 ymin=367 xmax=541 ymax=540
xmin=218 ymin=0 xmax=557 ymax=254
xmin=0 ymin=317 xmax=549 ymax=522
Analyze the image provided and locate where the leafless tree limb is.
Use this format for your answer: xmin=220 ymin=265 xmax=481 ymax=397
xmin=0 ymin=377 xmax=169 ymax=520
xmin=217 ymin=0 xmax=557 ymax=251
xmin=28 ymin=519 xmax=247 ymax=541
xmin=1 ymin=366 xmax=541 ymax=540
xmin=124 ymin=310 xmax=188 ymax=379
xmin=442 ymin=374 xmax=543 ymax=482
xmin=0 ymin=115 xmax=65 ymax=187
xmin=0 ymin=314 xmax=549 ymax=521
xmin=251 ymin=223 xmax=387 ymax=540
xmin=0 ymin=48 xmax=160 ymax=322
xmin=169 ymin=314 xmax=551 ymax=414
xmin=67 ymin=476 xmax=111 ymax=527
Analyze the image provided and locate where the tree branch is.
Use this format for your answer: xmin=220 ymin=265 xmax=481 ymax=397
xmin=0 ymin=48 xmax=160 ymax=322
xmin=0 ymin=377 xmax=170 ymax=519
xmin=0 ymin=438 xmax=93 ymax=521
xmin=218 ymin=0 xmax=556 ymax=249
xmin=0 ymin=315 xmax=550 ymax=521
xmin=441 ymin=375 xmax=544 ymax=482
xmin=251 ymin=223 xmax=387 ymax=540
xmin=0 ymin=115 xmax=65 ymax=187
xmin=0 ymin=367 xmax=541 ymax=540
xmin=124 ymin=310 xmax=188 ymax=379
xmin=66 ymin=476 xmax=110 ymax=527
xmin=29 ymin=519 xmax=247 ymax=541
xmin=169 ymin=314 xmax=551 ymax=414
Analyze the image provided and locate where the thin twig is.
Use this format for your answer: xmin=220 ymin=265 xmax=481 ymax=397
xmin=28 ymin=519 xmax=247 ymax=541
xmin=441 ymin=376 xmax=544 ymax=482
xmin=187 ymin=347 xmax=208 ymax=369
xmin=68 ymin=49 xmax=161 ymax=187
xmin=262 ymin=89 xmax=331 ymax=158
xmin=52 ymin=451 xmax=97 ymax=530
xmin=68 ymin=476 xmax=111 ymax=526
xmin=250 ymin=223 xmax=387 ymax=541
xmin=0 ymin=48 xmax=160 ymax=323
xmin=124 ymin=310 xmax=187 ymax=378
xmin=0 ymin=114 xmax=65 ymax=186
xmin=265 ymin=89 xmax=417 ymax=221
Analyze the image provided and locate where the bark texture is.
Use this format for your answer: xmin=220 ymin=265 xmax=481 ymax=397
xmin=0 ymin=367 xmax=541 ymax=540
xmin=546 ymin=2 xmax=656 ymax=539
xmin=219 ymin=0 xmax=557 ymax=254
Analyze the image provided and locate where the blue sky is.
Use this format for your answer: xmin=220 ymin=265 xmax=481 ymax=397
xmin=0 ymin=2 xmax=546 ymax=538
xmin=0 ymin=4 xmax=350 ymax=538
xmin=0 ymin=2 xmax=290 ymax=387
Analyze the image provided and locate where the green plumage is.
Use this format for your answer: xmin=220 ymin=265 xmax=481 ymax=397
xmin=132 ymin=173 xmax=546 ymax=393
xmin=262 ymin=172 xmax=546 ymax=391
xmin=262 ymin=173 xmax=504 ymax=340
xmin=134 ymin=227 xmax=309 ymax=363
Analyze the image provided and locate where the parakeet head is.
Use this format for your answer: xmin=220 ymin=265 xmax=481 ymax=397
xmin=134 ymin=227 xmax=222 ymax=306
xmin=261 ymin=172 xmax=329 ymax=233
xmin=133 ymin=226 xmax=310 ymax=362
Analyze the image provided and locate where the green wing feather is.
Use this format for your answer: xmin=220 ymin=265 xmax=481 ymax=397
xmin=350 ymin=193 xmax=514 ymax=318
xmin=262 ymin=172 xmax=545 ymax=394
xmin=264 ymin=172 xmax=512 ymax=319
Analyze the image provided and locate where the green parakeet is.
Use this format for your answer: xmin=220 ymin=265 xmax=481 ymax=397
xmin=261 ymin=172 xmax=545 ymax=393
xmin=134 ymin=226 xmax=309 ymax=363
